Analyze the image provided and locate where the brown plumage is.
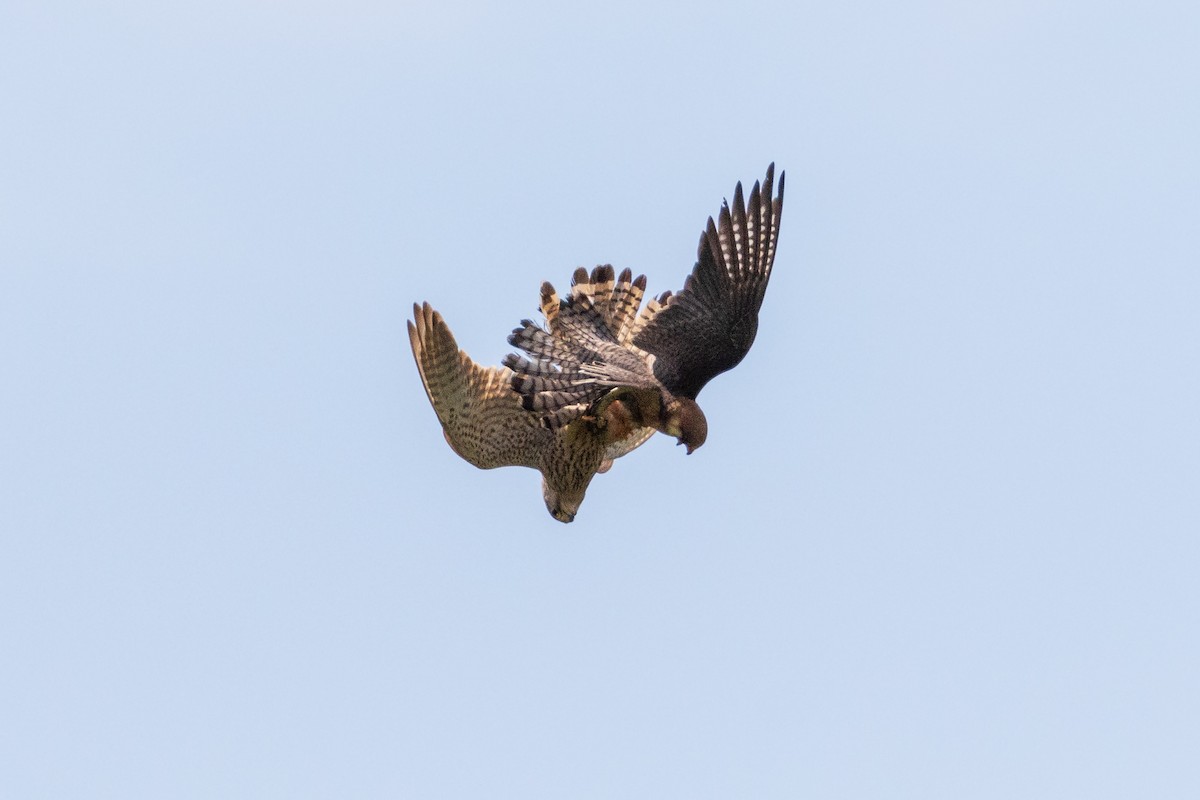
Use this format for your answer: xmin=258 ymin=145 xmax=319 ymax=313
xmin=409 ymin=302 xmax=609 ymax=522
xmin=409 ymin=164 xmax=784 ymax=523
xmin=408 ymin=296 xmax=655 ymax=523
xmin=507 ymin=163 xmax=784 ymax=457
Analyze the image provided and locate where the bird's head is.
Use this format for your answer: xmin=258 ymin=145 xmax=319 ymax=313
xmin=542 ymin=478 xmax=583 ymax=524
xmin=664 ymin=397 xmax=707 ymax=455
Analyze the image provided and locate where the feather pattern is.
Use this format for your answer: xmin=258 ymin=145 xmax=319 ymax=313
xmin=632 ymin=163 xmax=784 ymax=399
xmin=408 ymin=165 xmax=784 ymax=522
xmin=408 ymin=301 xmax=609 ymax=523
xmin=408 ymin=302 xmax=548 ymax=469
xmin=507 ymin=265 xmax=661 ymax=430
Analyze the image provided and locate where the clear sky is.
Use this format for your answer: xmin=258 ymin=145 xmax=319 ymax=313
xmin=3 ymin=1 xmax=1198 ymax=797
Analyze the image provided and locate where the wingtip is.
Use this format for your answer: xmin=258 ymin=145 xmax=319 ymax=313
xmin=763 ymin=162 xmax=783 ymax=202
xmin=411 ymin=301 xmax=438 ymax=337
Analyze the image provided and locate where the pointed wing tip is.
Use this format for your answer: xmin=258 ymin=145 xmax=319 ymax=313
xmin=410 ymin=301 xmax=437 ymax=340
xmin=412 ymin=300 xmax=431 ymax=324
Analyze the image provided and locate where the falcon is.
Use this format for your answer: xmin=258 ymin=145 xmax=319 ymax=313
xmin=408 ymin=164 xmax=784 ymax=522
xmin=507 ymin=165 xmax=784 ymax=456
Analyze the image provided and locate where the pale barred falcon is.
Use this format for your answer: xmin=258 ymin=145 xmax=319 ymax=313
xmin=408 ymin=164 xmax=784 ymax=522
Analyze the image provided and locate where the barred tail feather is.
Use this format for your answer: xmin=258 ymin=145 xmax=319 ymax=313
xmin=555 ymin=294 xmax=615 ymax=349
xmin=508 ymin=320 xmax=587 ymax=365
xmin=504 ymin=351 xmax=611 ymax=419
xmin=542 ymin=402 xmax=591 ymax=431
xmin=539 ymin=282 xmax=561 ymax=329
xmin=572 ymin=264 xmax=616 ymax=331
xmin=508 ymin=370 xmax=586 ymax=396
xmin=630 ymin=290 xmax=673 ymax=340
xmin=608 ymin=268 xmax=648 ymax=344
xmin=501 ymin=353 xmax=561 ymax=378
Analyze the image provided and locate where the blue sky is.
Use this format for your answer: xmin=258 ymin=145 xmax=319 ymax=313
xmin=3 ymin=1 xmax=1198 ymax=797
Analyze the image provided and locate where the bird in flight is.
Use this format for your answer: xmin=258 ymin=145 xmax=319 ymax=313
xmin=408 ymin=164 xmax=784 ymax=522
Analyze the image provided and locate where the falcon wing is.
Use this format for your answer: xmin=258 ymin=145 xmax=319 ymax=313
xmin=632 ymin=164 xmax=784 ymax=399
xmin=408 ymin=302 xmax=550 ymax=469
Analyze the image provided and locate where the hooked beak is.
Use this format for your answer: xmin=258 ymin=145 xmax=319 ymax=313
xmin=676 ymin=440 xmax=696 ymax=455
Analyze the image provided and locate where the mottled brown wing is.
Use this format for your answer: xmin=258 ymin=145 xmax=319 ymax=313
xmin=408 ymin=302 xmax=550 ymax=469
xmin=632 ymin=164 xmax=785 ymax=399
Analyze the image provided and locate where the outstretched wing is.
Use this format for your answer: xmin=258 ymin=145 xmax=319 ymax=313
xmin=632 ymin=163 xmax=785 ymax=399
xmin=408 ymin=302 xmax=549 ymax=469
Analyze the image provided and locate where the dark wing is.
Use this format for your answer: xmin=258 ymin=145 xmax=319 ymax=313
xmin=631 ymin=164 xmax=784 ymax=399
xmin=408 ymin=302 xmax=550 ymax=469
